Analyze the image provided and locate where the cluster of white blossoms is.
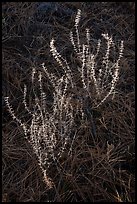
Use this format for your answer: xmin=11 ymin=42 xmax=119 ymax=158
xmin=4 ymin=9 xmax=124 ymax=188
xmin=69 ymin=9 xmax=124 ymax=107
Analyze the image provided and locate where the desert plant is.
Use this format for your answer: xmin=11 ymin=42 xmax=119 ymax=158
xmin=4 ymin=9 xmax=124 ymax=188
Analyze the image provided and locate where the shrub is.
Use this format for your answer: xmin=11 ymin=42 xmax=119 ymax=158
xmin=4 ymin=9 xmax=124 ymax=188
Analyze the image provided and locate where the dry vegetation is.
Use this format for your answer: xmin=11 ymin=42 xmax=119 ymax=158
xmin=2 ymin=2 xmax=135 ymax=202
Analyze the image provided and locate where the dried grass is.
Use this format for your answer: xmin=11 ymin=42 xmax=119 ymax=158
xmin=2 ymin=2 xmax=135 ymax=202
